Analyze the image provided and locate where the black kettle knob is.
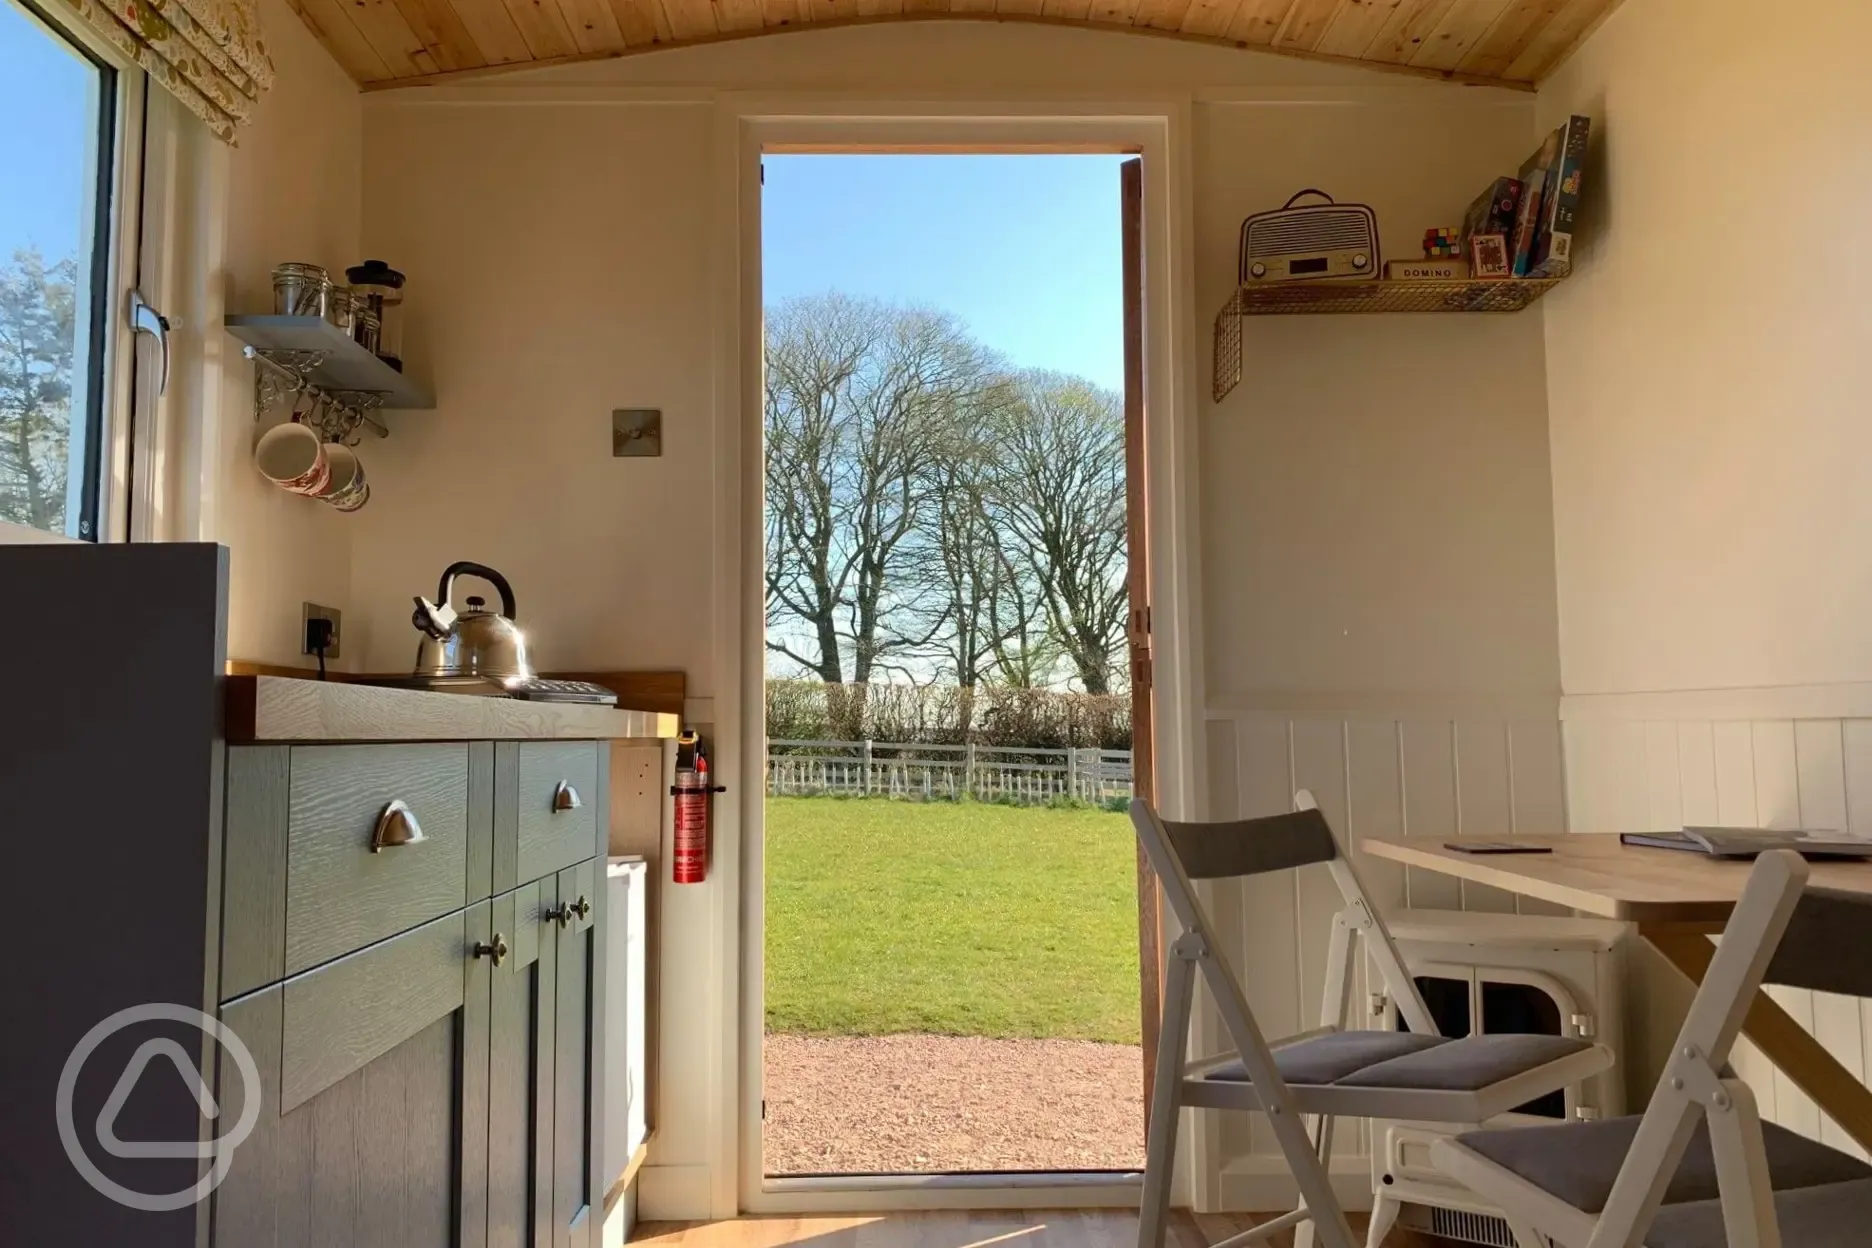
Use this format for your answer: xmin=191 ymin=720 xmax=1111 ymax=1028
xmin=466 ymin=596 xmax=485 ymax=611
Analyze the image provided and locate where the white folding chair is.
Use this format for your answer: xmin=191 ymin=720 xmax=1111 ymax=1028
xmin=1435 ymin=849 xmax=1872 ymax=1247
xmin=1133 ymin=794 xmax=1614 ymax=1248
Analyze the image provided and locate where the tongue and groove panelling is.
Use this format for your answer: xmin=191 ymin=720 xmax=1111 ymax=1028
xmin=1200 ymin=710 xmax=1566 ymax=1185
xmin=287 ymin=0 xmax=1622 ymax=88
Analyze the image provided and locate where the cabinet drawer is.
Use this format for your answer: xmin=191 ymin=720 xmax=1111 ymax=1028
xmin=514 ymin=742 xmax=601 ymax=885
xmin=215 ymin=903 xmax=492 ymax=1247
xmin=279 ymin=907 xmax=470 ymax=1113
xmin=286 ymin=744 xmax=471 ymax=975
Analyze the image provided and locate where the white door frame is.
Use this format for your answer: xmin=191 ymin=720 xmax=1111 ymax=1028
xmin=711 ymin=95 xmax=1209 ymax=1215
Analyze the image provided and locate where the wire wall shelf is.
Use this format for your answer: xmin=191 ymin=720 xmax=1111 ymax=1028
xmin=1212 ymin=277 xmax=1566 ymax=402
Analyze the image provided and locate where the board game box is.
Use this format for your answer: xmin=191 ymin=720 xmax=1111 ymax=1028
xmin=1460 ymin=176 xmax=1520 ymax=280
xmin=1462 ymin=176 xmax=1521 ymax=241
xmin=1510 ymin=129 xmax=1560 ymax=277
xmin=1385 ymin=259 xmax=1471 ymax=280
xmin=1529 ymin=115 xmax=1591 ymax=278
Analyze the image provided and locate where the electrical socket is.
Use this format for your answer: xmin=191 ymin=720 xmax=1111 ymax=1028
xmin=302 ymin=603 xmax=342 ymax=659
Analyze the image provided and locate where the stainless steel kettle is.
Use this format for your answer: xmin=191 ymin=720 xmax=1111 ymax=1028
xmin=411 ymin=562 xmax=535 ymax=682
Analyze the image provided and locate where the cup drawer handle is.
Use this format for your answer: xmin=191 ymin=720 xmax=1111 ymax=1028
xmin=552 ymin=781 xmax=582 ymax=812
xmin=370 ymin=799 xmax=427 ymax=852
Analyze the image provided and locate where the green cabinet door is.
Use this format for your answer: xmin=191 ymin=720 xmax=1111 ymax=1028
xmin=485 ymin=879 xmax=554 ymax=1248
xmin=552 ymin=858 xmax=603 ymax=1248
xmin=213 ymin=904 xmax=493 ymax=1248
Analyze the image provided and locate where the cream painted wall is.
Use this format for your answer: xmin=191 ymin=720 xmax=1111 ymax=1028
xmin=211 ymin=0 xmax=363 ymax=666
xmin=1540 ymin=0 xmax=1872 ymax=1144
xmin=1192 ymin=90 xmax=1561 ymax=1203
xmin=348 ymin=23 xmax=1561 ymax=1216
xmin=345 ymin=101 xmax=717 ymax=678
xmin=350 ymin=24 xmax=1557 ymax=707
xmin=1538 ymin=0 xmax=1872 ymax=696
xmin=1196 ymin=98 xmax=1557 ymax=707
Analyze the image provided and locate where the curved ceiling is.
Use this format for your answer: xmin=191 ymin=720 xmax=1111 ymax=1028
xmin=293 ymin=0 xmax=1621 ymax=89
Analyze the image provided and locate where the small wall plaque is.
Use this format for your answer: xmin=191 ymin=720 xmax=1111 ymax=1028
xmin=613 ymin=409 xmax=663 ymax=457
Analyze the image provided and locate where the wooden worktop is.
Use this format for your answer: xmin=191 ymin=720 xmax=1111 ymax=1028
xmin=226 ymin=675 xmax=681 ymax=743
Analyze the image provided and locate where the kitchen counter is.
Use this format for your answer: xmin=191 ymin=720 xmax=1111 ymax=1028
xmin=226 ymin=674 xmax=680 ymax=742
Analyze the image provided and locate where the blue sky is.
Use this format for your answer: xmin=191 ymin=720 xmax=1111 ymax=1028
xmin=1 ymin=0 xmax=95 ymax=267
xmin=762 ymin=155 xmax=1127 ymax=392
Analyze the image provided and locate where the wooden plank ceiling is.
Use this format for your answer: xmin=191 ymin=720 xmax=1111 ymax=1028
xmin=291 ymin=0 xmax=1622 ymax=90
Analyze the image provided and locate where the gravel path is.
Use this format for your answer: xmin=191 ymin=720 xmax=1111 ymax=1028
xmin=763 ymin=1034 xmax=1146 ymax=1175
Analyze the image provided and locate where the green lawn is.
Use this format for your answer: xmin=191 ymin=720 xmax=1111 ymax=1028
xmin=763 ymin=797 xmax=1142 ymax=1044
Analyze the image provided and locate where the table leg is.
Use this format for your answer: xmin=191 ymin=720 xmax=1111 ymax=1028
xmin=1642 ymin=926 xmax=1872 ymax=1155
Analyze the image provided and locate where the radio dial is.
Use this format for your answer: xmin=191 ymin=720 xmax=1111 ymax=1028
xmin=1352 ymin=253 xmax=1370 ymax=270
xmin=1249 ymin=262 xmax=1267 ymax=279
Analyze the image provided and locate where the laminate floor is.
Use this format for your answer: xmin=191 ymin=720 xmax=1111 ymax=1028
xmin=634 ymin=1209 xmax=1449 ymax=1248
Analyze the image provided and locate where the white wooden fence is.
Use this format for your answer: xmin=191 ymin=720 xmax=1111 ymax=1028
xmin=766 ymin=739 xmax=1134 ymax=805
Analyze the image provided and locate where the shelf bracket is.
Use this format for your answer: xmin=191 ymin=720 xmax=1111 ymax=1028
xmin=245 ymin=345 xmax=389 ymax=442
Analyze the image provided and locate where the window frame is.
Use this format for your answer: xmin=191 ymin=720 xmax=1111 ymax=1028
xmin=0 ymin=0 xmax=145 ymax=546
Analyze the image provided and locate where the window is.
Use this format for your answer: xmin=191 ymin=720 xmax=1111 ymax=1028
xmin=0 ymin=0 xmax=118 ymax=540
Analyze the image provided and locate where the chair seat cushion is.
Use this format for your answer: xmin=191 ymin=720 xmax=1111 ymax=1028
xmin=1209 ymin=1031 xmax=1448 ymax=1085
xmin=1456 ymin=1115 xmax=1872 ymax=1214
xmin=1645 ymin=1177 xmax=1872 ymax=1248
xmin=1336 ymin=1034 xmax=1594 ymax=1091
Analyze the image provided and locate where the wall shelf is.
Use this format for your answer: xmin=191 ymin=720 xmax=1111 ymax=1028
xmin=226 ymin=315 xmax=433 ymax=441
xmin=1213 ymin=277 xmax=1566 ymax=402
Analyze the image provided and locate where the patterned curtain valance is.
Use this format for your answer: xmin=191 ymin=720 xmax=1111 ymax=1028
xmin=56 ymin=0 xmax=274 ymax=143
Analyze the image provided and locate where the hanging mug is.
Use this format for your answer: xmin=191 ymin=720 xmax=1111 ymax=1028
xmin=319 ymin=443 xmax=370 ymax=513
xmin=254 ymin=422 xmax=331 ymax=496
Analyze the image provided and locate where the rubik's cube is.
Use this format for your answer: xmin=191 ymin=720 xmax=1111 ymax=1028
xmin=1423 ymin=227 xmax=1462 ymax=258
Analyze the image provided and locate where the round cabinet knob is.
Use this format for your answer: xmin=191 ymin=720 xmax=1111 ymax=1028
xmin=473 ymin=935 xmax=509 ymax=967
xmin=1352 ymin=253 xmax=1369 ymax=270
xmin=547 ymin=896 xmax=593 ymax=928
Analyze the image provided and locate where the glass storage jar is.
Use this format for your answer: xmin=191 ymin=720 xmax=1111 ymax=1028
xmin=326 ymin=286 xmax=354 ymax=333
xmin=273 ymin=262 xmax=331 ymax=318
xmin=345 ymin=260 xmax=405 ymax=371
xmin=351 ymin=306 xmax=381 ymax=356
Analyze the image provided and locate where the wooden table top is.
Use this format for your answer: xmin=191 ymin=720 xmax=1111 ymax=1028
xmin=1361 ymin=834 xmax=1872 ymax=923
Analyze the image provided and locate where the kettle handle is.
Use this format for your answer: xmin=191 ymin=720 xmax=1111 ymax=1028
xmin=438 ymin=562 xmax=518 ymax=621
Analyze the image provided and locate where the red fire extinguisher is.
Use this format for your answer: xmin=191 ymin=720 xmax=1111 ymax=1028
xmin=672 ymin=730 xmax=723 ymax=884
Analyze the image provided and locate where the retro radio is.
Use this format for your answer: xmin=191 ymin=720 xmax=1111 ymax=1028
xmin=1238 ymin=189 xmax=1380 ymax=283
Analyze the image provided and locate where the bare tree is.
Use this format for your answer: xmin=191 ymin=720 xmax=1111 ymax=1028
xmin=764 ymin=294 xmax=990 ymax=684
xmin=0 ymin=248 xmax=77 ymax=533
xmin=983 ymin=540 xmax=1067 ymax=689
xmin=764 ymin=298 xmax=1130 ymax=700
xmin=764 ymin=297 xmax=869 ymax=682
xmin=907 ymin=376 xmax=1025 ymax=687
xmin=991 ymin=371 xmax=1130 ymax=695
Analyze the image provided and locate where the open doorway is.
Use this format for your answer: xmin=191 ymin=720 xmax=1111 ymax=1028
xmin=757 ymin=151 xmax=1156 ymax=1180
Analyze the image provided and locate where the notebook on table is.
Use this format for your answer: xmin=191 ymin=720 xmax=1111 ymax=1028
xmin=1621 ymin=827 xmax=1872 ymax=859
